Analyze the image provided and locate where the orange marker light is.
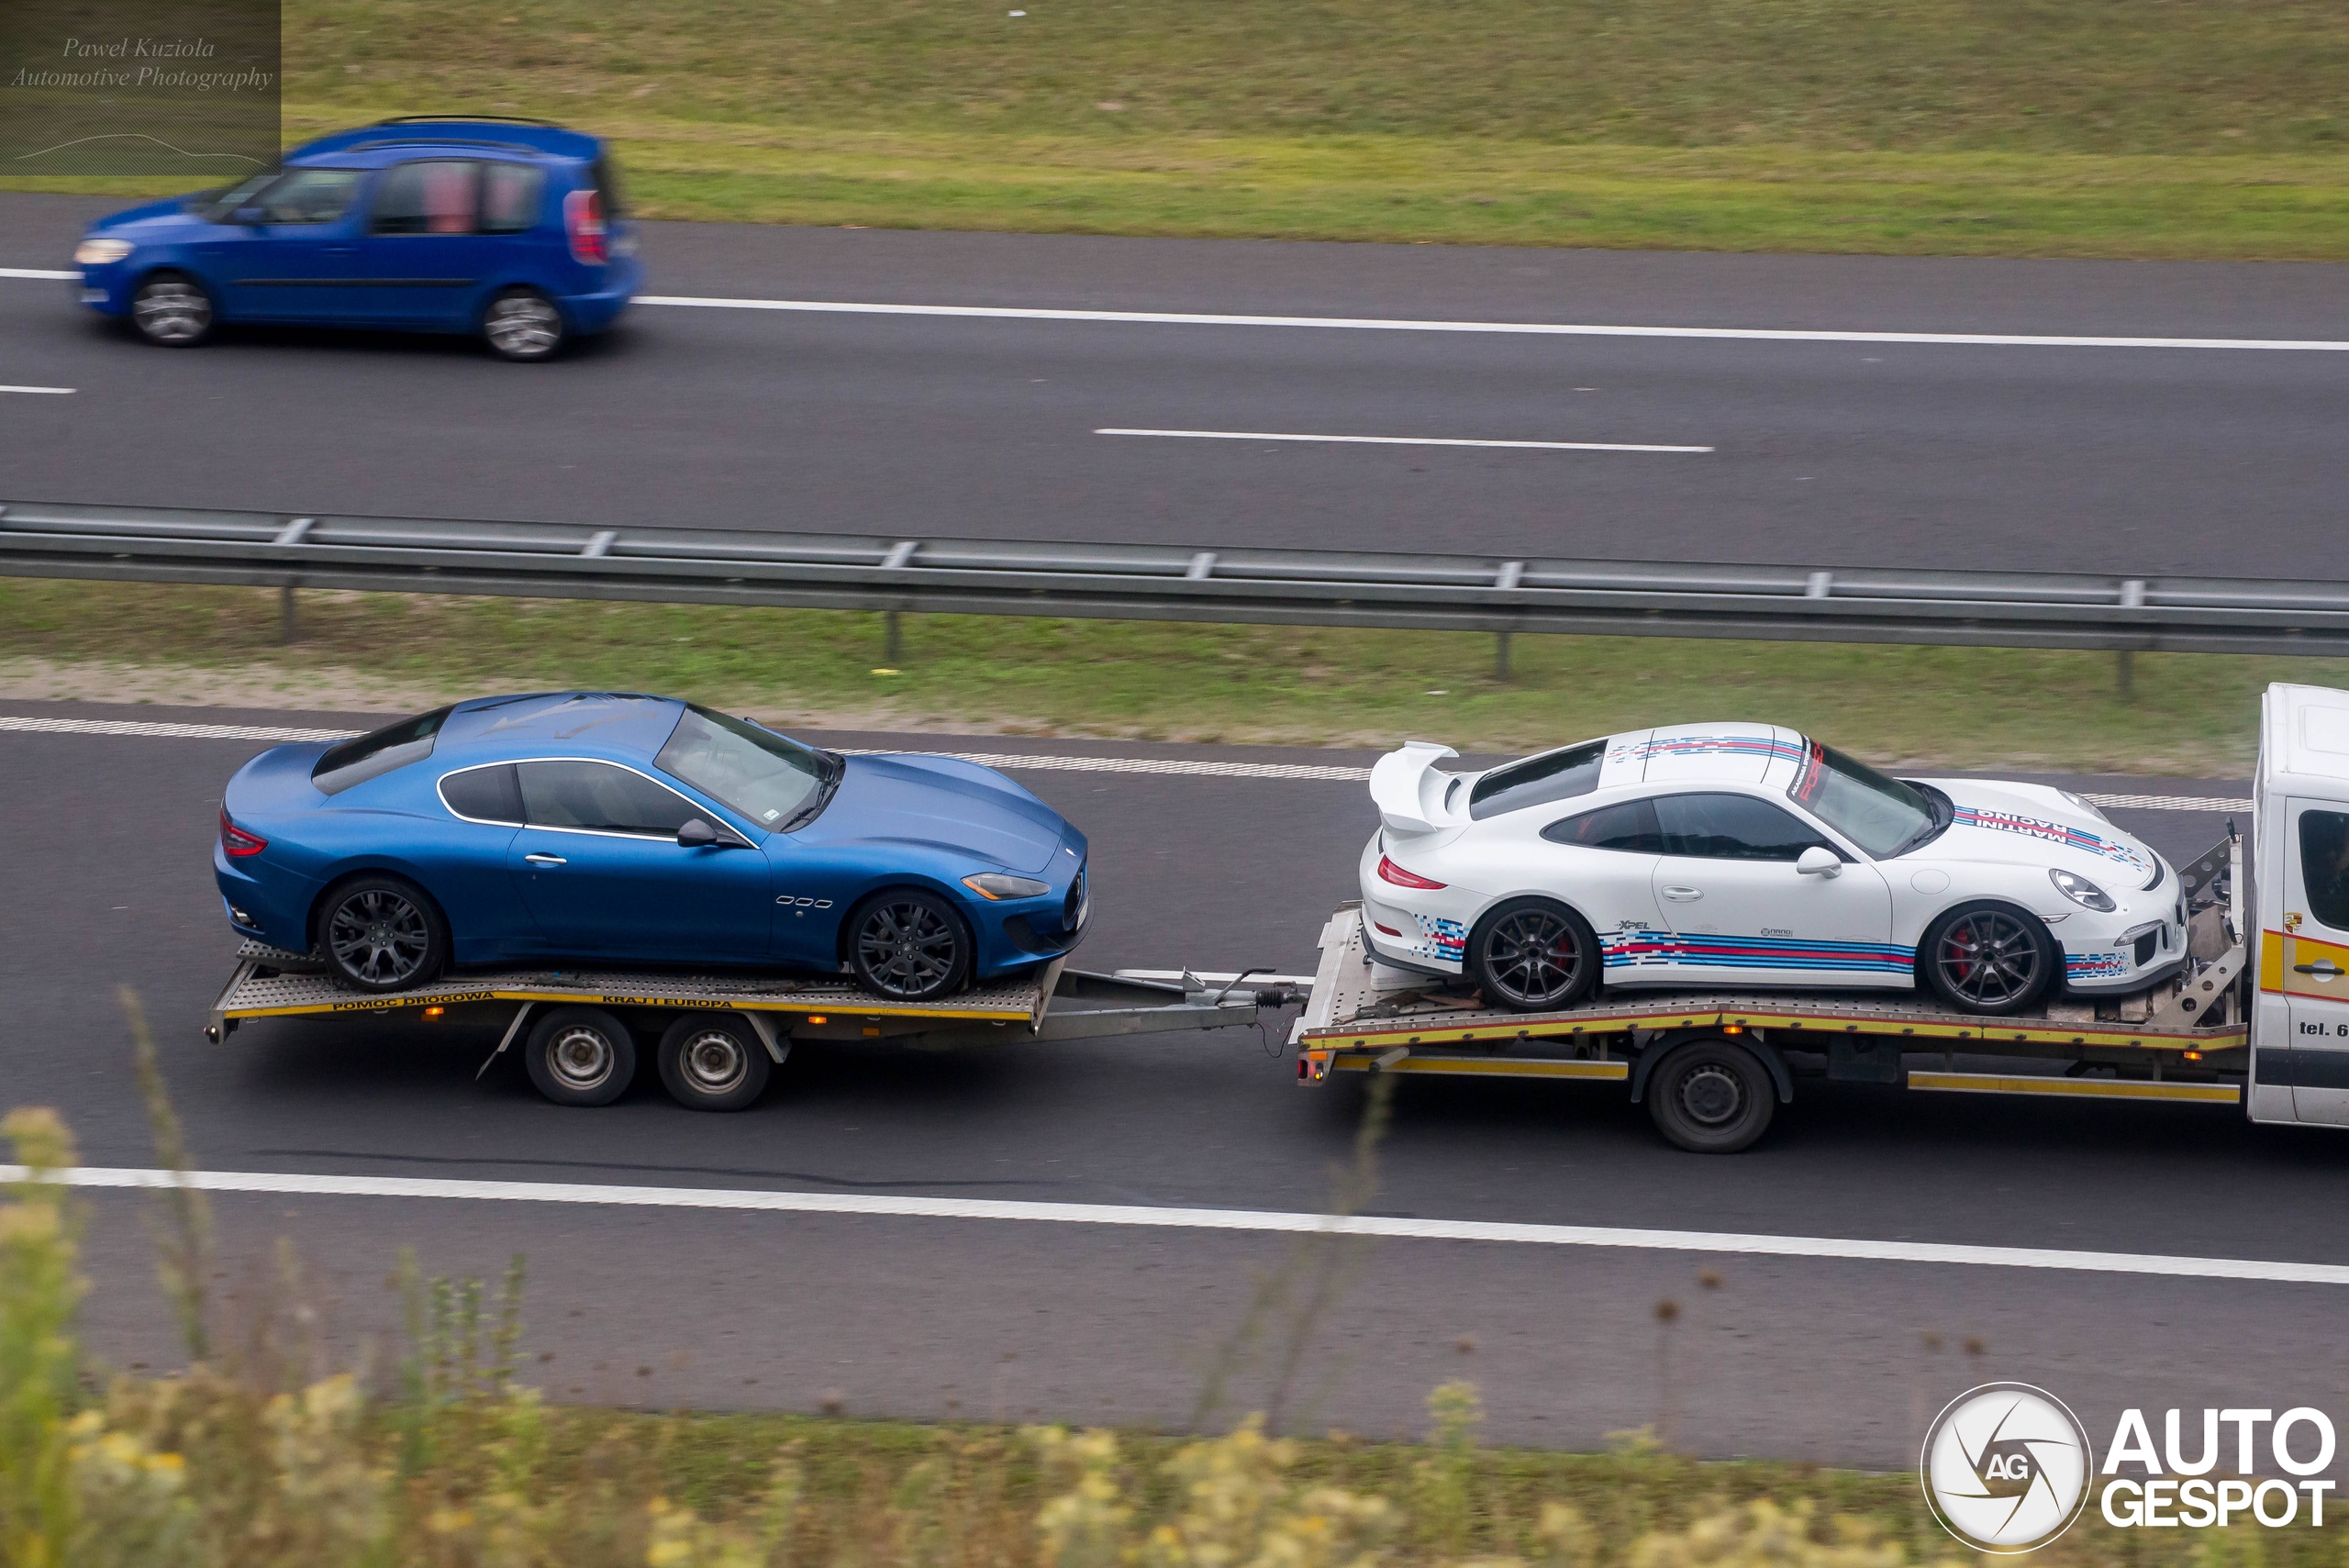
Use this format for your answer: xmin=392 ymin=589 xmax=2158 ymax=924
xmin=422 ymin=1006 xmax=445 ymax=1019
xmin=807 ymin=1015 xmax=828 ymax=1025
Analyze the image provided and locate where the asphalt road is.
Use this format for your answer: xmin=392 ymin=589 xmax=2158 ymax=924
xmin=15 ymin=701 xmax=2345 ymax=1468
xmin=6 ymin=191 xmax=2348 ymax=578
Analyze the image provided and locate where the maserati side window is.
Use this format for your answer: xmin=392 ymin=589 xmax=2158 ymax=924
xmin=518 ymin=760 xmax=699 ymax=837
xmin=439 ymin=763 xmax=525 ymax=825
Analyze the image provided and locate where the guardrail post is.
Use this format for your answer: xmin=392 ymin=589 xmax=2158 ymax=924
xmin=1495 ymin=631 xmax=1512 ymax=681
xmin=885 ymin=609 xmax=902 ymax=666
xmin=2117 ymin=580 xmax=2146 ymax=701
xmin=279 ymin=583 xmax=299 ymax=644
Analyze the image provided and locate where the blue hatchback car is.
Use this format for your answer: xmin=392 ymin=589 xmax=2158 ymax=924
xmin=73 ymin=117 xmax=640 ymax=360
xmin=214 ymin=693 xmax=1090 ymax=1001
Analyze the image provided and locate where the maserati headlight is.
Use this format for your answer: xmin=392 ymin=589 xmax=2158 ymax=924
xmin=73 ymin=238 xmax=134 ymax=266
xmin=2048 ymin=867 xmax=2116 ymax=913
xmin=962 ymin=873 xmax=1051 ymax=900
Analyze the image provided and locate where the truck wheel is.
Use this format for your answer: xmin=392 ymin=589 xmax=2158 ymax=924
xmin=316 ymin=873 xmax=448 ymax=992
xmin=657 ymin=1013 xmax=771 ymax=1111
xmin=524 ymin=1006 xmax=637 ymax=1106
xmin=848 ymin=888 xmax=973 ymax=1002
xmin=1469 ymin=898 xmax=1599 ymax=1011
xmin=1920 ymin=901 xmax=2054 ymax=1016
xmin=1646 ymin=1038 xmax=1776 ymax=1153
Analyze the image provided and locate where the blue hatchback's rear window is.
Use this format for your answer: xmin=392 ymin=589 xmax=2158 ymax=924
xmin=313 ymin=705 xmax=453 ymax=795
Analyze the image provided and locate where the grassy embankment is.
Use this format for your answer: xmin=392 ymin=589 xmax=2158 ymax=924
xmin=7 ymin=0 xmax=2349 ymax=258
xmin=0 ymin=577 xmax=2318 ymax=773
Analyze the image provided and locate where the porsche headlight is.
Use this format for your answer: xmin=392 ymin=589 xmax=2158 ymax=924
xmin=74 ymin=238 xmax=134 ymax=266
xmin=962 ymin=873 xmax=1050 ymax=900
xmin=2057 ymin=789 xmax=2110 ymax=824
xmin=2048 ymin=867 xmax=2116 ymax=913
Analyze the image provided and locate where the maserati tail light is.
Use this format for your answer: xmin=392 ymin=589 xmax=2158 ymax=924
xmin=219 ymin=807 xmax=266 ymax=858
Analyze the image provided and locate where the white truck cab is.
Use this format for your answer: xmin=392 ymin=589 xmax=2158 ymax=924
xmin=2250 ymin=683 xmax=2349 ymax=1126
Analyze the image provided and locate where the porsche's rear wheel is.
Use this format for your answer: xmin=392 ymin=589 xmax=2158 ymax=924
xmin=848 ymin=889 xmax=972 ymax=1003
xmin=1469 ymin=898 xmax=1599 ymax=1012
xmin=317 ymin=874 xmax=447 ymax=993
xmin=1920 ymin=901 xmax=2054 ymax=1016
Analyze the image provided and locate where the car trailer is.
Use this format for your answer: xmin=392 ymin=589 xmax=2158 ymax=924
xmin=207 ymin=943 xmax=1299 ymax=1111
xmin=1292 ymin=830 xmax=2253 ymax=1153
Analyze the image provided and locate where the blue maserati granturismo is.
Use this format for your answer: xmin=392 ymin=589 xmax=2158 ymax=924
xmin=214 ymin=692 xmax=1088 ymax=1000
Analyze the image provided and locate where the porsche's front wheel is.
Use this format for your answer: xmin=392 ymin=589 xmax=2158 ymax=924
xmin=1469 ymin=897 xmax=1599 ymax=1012
xmin=1920 ymin=901 xmax=2054 ymax=1016
xmin=848 ymin=888 xmax=973 ymax=1003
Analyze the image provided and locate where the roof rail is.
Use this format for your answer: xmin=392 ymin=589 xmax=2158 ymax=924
xmin=370 ymin=113 xmax=562 ymax=128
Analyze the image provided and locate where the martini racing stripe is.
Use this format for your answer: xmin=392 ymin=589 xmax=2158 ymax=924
xmin=1605 ymin=928 xmax=1916 ymax=975
xmin=1950 ymin=806 xmax=2152 ymax=871
xmin=1605 ymin=734 xmax=1809 ymax=768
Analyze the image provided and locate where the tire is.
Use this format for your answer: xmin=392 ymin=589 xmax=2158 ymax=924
xmin=1467 ymin=897 xmax=1600 ymax=1012
xmin=482 ymin=286 xmax=567 ymax=361
xmin=656 ymin=1013 xmax=772 ymax=1112
xmin=1645 ymin=1037 xmax=1776 ymax=1154
xmin=131 ymin=271 xmax=213 ymax=347
xmin=847 ymin=888 xmax=973 ymax=1003
xmin=1920 ymin=901 xmax=2055 ymax=1016
xmin=315 ymin=874 xmax=448 ymax=992
xmin=523 ymin=1007 xmax=637 ymax=1106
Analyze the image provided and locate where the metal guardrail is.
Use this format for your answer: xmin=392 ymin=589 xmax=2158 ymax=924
xmin=3 ymin=498 xmax=2345 ymax=656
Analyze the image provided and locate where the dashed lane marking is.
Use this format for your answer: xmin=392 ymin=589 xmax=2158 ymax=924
xmin=0 ymin=716 xmax=2251 ymax=807
xmin=9 ymin=1163 xmax=2345 ymax=1284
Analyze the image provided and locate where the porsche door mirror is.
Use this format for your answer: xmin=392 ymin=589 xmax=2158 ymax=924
xmin=1796 ymin=844 xmax=1842 ymax=878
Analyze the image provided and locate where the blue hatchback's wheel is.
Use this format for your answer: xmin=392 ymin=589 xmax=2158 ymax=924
xmin=482 ymin=286 xmax=566 ymax=361
xmin=131 ymin=272 xmax=212 ymax=347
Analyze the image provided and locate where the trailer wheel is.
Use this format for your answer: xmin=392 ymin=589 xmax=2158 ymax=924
xmin=1646 ymin=1038 xmax=1776 ymax=1154
xmin=656 ymin=1013 xmax=771 ymax=1111
xmin=524 ymin=1006 xmax=637 ymax=1106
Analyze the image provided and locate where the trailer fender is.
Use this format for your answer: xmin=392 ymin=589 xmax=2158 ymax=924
xmin=1630 ymin=1031 xmax=1793 ymax=1105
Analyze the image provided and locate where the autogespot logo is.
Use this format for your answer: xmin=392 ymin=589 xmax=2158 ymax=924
xmin=1920 ymin=1383 xmax=2093 ymax=1553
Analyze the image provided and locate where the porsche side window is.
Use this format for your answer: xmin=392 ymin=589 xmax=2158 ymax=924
xmin=1542 ymin=797 xmax=1662 ymax=851
xmin=440 ymin=763 xmax=524 ymax=825
xmin=2299 ymin=810 xmax=2349 ymax=932
xmin=1470 ymin=740 xmax=1605 ymax=821
xmin=1654 ymin=793 xmax=1831 ymax=862
xmin=518 ymin=760 xmax=698 ymax=837
xmin=313 ymin=704 xmax=453 ymax=795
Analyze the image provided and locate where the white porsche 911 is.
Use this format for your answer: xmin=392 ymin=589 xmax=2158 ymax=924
xmin=1359 ymin=722 xmax=2188 ymax=1016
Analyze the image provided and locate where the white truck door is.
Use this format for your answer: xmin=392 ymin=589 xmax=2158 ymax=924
xmin=2277 ymin=799 xmax=2349 ymax=1123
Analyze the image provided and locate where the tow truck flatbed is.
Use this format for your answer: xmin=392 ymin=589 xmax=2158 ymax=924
xmin=1293 ymin=892 xmax=2251 ymax=1151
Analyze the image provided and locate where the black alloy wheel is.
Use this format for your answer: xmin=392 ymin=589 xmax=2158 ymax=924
xmin=1469 ymin=897 xmax=1599 ymax=1012
xmin=317 ymin=874 xmax=448 ymax=992
xmin=1645 ymin=1037 xmax=1776 ymax=1154
xmin=482 ymin=286 xmax=566 ymax=361
xmin=131 ymin=272 xmax=214 ymax=347
xmin=848 ymin=889 xmax=972 ymax=1003
xmin=656 ymin=1013 xmax=772 ymax=1112
xmin=524 ymin=1006 xmax=638 ymax=1106
xmin=1921 ymin=902 xmax=2054 ymax=1016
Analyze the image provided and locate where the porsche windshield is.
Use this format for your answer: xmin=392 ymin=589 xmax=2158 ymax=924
xmin=1787 ymin=740 xmax=1944 ymax=858
xmin=655 ymin=705 xmax=833 ymax=830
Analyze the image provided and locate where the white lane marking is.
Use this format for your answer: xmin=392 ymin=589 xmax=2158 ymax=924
xmin=10 ymin=1163 xmax=2343 ymax=1284
xmin=1097 ymin=427 xmax=1711 ymax=454
xmin=0 ymin=385 xmax=73 ymax=395
xmin=0 ymin=268 xmax=78 ymax=281
xmin=634 ymin=294 xmax=2349 ymax=353
xmin=0 ymin=716 xmax=2250 ymax=806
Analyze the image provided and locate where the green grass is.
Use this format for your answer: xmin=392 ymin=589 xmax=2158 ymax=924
xmin=8 ymin=0 xmax=2349 ymax=256
xmin=2 ymin=578 xmax=2327 ymax=773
